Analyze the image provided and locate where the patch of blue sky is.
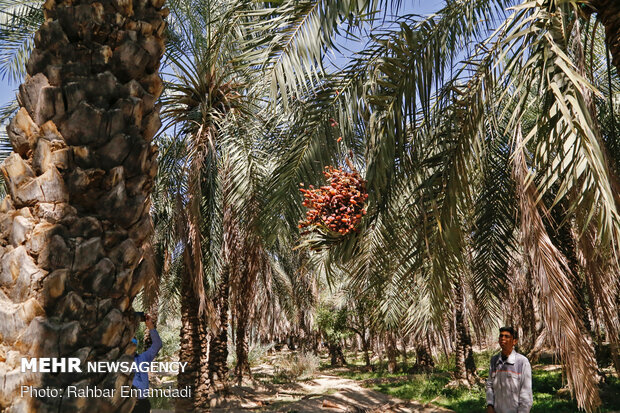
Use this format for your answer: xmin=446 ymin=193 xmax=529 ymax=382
xmin=324 ymin=0 xmax=446 ymax=72
xmin=0 ymin=1 xmax=447 ymax=122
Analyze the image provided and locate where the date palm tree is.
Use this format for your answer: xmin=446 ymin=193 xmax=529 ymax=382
xmin=2 ymin=1 xmax=620 ymax=412
xmin=252 ymin=0 xmax=620 ymax=411
xmin=158 ymin=0 xmax=278 ymax=407
xmin=0 ymin=0 xmax=166 ymax=412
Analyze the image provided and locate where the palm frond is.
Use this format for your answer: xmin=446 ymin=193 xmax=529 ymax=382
xmin=469 ymin=127 xmax=517 ymax=326
xmin=514 ymin=126 xmax=601 ymax=412
xmin=0 ymin=0 xmax=42 ymax=84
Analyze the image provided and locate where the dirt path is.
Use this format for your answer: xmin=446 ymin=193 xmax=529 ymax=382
xmin=151 ymin=353 xmax=455 ymax=412
xmin=208 ymin=374 xmax=454 ymax=412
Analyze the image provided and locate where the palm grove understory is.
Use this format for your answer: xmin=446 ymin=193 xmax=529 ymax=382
xmin=0 ymin=0 xmax=620 ymax=412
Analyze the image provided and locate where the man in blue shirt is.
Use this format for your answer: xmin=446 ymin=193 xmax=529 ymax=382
xmin=132 ymin=314 xmax=162 ymax=413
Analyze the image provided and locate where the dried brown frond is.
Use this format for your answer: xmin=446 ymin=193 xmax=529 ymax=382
xmin=577 ymin=224 xmax=620 ymax=376
xmin=513 ymin=128 xmax=602 ymax=412
xmin=177 ymin=181 xmax=217 ymax=330
xmin=505 ymin=249 xmax=539 ymax=353
xmin=571 ymin=20 xmax=620 ymax=377
xmin=187 ymin=206 xmax=209 ymax=315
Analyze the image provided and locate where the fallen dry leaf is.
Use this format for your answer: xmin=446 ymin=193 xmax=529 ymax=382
xmin=322 ymin=399 xmax=341 ymax=409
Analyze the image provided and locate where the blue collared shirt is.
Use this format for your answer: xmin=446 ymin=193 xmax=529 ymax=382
xmin=132 ymin=329 xmax=162 ymax=398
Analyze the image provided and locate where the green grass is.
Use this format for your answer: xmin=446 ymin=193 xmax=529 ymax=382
xmin=149 ymin=394 xmax=174 ymax=410
xmin=433 ymin=385 xmax=487 ymax=412
xmin=331 ymin=365 xmax=407 ymax=381
xmin=371 ymin=374 xmax=451 ymax=403
xmin=351 ymin=364 xmax=620 ymax=413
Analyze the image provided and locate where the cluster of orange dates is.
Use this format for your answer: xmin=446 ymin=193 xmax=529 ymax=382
xmin=299 ymin=166 xmax=368 ymax=235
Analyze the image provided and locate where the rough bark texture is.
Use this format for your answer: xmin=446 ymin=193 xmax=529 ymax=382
xmin=454 ymin=283 xmax=477 ymax=385
xmin=234 ymin=319 xmax=251 ymax=383
xmin=143 ymin=297 xmax=158 ymax=349
xmin=198 ymin=313 xmax=210 ymax=408
xmin=232 ymin=240 xmax=260 ymax=384
xmin=299 ymin=311 xmax=317 ymax=354
xmin=520 ymin=274 xmax=537 ymax=353
xmin=590 ymin=0 xmax=620 ymax=73
xmin=0 ymin=1 xmax=165 ymax=411
xmin=176 ymin=260 xmax=208 ymax=412
xmin=414 ymin=335 xmax=435 ymax=372
xmin=328 ymin=341 xmax=346 ymax=367
xmin=361 ymin=335 xmax=371 ymax=367
xmin=400 ymin=338 xmax=408 ymax=367
xmin=208 ymin=266 xmax=230 ymax=392
xmin=386 ymin=333 xmax=398 ymax=374
xmin=352 ymin=304 xmax=371 ymax=367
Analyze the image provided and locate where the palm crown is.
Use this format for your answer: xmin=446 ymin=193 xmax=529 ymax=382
xmin=1 ymin=0 xmax=619 ymax=412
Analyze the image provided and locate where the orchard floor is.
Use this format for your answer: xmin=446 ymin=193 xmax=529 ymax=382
xmin=149 ymin=352 xmax=454 ymax=412
xmin=209 ymin=373 xmax=453 ymax=412
xmin=148 ymin=349 xmax=620 ymax=412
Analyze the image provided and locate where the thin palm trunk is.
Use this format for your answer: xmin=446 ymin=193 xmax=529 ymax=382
xmin=232 ymin=240 xmax=260 ymax=383
xmin=206 ymin=166 xmax=241 ymax=393
xmin=0 ymin=1 xmax=165 ymax=411
xmin=454 ymin=278 xmax=477 ymax=385
xmin=386 ymin=333 xmax=398 ymax=374
xmin=328 ymin=340 xmax=347 ymax=367
xmin=360 ymin=333 xmax=371 ymax=367
xmin=353 ymin=305 xmax=372 ymax=367
xmin=177 ymin=260 xmax=207 ymax=412
xmin=519 ymin=274 xmax=538 ymax=353
xmin=208 ymin=265 xmax=230 ymax=392
xmin=299 ymin=311 xmax=317 ymax=353
xmin=232 ymin=260 xmax=256 ymax=384
xmin=234 ymin=317 xmax=251 ymax=382
xmin=414 ymin=334 xmax=435 ymax=371
xmin=144 ymin=297 xmax=159 ymax=349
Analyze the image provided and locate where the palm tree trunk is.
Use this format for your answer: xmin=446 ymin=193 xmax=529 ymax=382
xmin=208 ymin=265 xmax=230 ymax=392
xmin=386 ymin=333 xmax=398 ymax=374
xmin=196 ymin=312 xmax=210 ymax=408
xmin=353 ymin=305 xmax=371 ymax=367
xmin=520 ymin=273 xmax=537 ymax=353
xmin=414 ymin=334 xmax=435 ymax=371
xmin=299 ymin=311 xmax=316 ymax=353
xmin=232 ymin=240 xmax=260 ymax=384
xmin=144 ymin=297 xmax=159 ymax=349
xmin=454 ymin=280 xmax=477 ymax=385
xmin=361 ymin=335 xmax=371 ymax=367
xmin=177 ymin=264 xmax=206 ymax=412
xmin=589 ymin=0 xmax=620 ymax=72
xmin=234 ymin=318 xmax=251 ymax=383
xmin=328 ymin=341 xmax=347 ymax=366
xmin=0 ymin=1 xmax=165 ymax=411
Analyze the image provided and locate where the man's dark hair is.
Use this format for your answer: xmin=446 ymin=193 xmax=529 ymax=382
xmin=499 ymin=326 xmax=518 ymax=339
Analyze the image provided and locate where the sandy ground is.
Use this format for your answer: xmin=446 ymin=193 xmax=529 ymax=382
xmin=229 ymin=375 xmax=450 ymax=413
xmin=207 ymin=360 xmax=455 ymax=413
xmin=152 ymin=373 xmax=453 ymax=412
xmin=151 ymin=355 xmax=454 ymax=412
xmin=202 ymin=374 xmax=453 ymax=412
